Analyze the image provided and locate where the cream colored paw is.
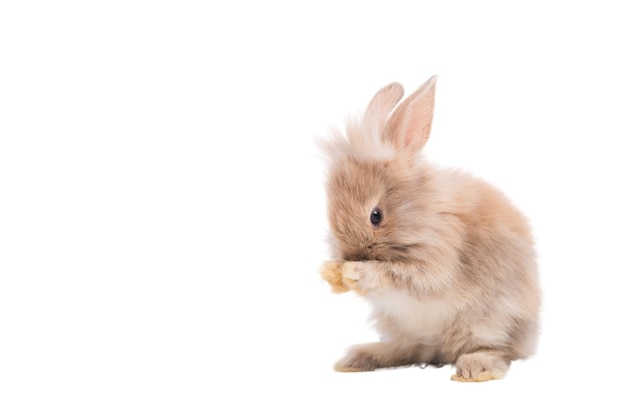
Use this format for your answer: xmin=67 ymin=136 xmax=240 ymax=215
xmin=452 ymin=351 xmax=509 ymax=383
xmin=451 ymin=370 xmax=502 ymax=383
xmin=319 ymin=261 xmax=349 ymax=293
xmin=341 ymin=262 xmax=367 ymax=295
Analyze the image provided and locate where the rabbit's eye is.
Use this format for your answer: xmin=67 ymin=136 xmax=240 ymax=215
xmin=370 ymin=208 xmax=383 ymax=227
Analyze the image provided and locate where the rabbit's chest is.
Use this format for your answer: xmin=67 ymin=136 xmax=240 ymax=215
xmin=369 ymin=290 xmax=457 ymax=341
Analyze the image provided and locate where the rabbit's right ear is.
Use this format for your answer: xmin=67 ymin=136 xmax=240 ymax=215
xmin=383 ymin=75 xmax=437 ymax=157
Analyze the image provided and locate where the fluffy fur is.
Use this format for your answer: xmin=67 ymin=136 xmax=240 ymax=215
xmin=319 ymin=76 xmax=541 ymax=382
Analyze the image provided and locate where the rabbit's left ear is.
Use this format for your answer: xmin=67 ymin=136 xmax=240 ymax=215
xmin=363 ymin=82 xmax=404 ymax=141
xmin=383 ymin=75 xmax=437 ymax=156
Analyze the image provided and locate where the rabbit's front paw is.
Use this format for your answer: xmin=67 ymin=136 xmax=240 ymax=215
xmin=319 ymin=261 xmax=349 ymax=293
xmin=341 ymin=262 xmax=379 ymax=295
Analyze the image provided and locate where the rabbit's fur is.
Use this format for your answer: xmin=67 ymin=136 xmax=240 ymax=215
xmin=319 ymin=77 xmax=540 ymax=382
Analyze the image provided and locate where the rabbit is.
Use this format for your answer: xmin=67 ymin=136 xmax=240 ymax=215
xmin=318 ymin=76 xmax=541 ymax=382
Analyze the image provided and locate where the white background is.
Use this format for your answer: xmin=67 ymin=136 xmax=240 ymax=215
xmin=1 ymin=1 xmax=625 ymax=416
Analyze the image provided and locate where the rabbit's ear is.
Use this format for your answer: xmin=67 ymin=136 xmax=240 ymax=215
xmin=383 ymin=75 xmax=437 ymax=156
xmin=363 ymin=82 xmax=404 ymax=141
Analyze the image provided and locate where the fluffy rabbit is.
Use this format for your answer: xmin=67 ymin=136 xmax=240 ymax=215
xmin=318 ymin=76 xmax=540 ymax=382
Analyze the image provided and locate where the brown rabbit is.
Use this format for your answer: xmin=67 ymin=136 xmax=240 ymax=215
xmin=318 ymin=76 xmax=541 ymax=382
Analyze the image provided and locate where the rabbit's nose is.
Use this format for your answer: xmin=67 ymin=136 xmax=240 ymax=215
xmin=342 ymin=246 xmax=375 ymax=262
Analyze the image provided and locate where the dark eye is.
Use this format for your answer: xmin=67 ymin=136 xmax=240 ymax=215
xmin=370 ymin=208 xmax=383 ymax=227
